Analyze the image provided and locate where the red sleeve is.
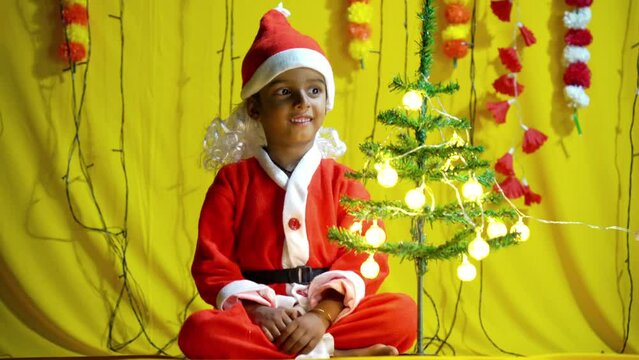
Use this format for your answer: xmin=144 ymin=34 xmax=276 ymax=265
xmin=329 ymin=167 xmax=390 ymax=296
xmin=191 ymin=166 xmax=244 ymax=307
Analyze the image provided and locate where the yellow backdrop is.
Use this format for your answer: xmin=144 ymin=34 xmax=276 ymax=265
xmin=0 ymin=0 xmax=637 ymax=357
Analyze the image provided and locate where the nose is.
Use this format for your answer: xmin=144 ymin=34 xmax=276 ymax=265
xmin=292 ymin=90 xmax=310 ymax=109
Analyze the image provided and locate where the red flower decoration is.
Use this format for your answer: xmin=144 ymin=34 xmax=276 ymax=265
xmin=486 ymin=99 xmax=514 ymax=124
xmin=522 ymin=179 xmax=542 ymax=206
xmin=58 ymin=41 xmax=87 ymax=62
xmin=498 ymin=48 xmax=521 ymax=73
xmin=565 ymin=29 xmax=593 ymax=46
xmin=522 ymin=126 xmax=548 ymax=154
xmin=348 ymin=23 xmax=372 ymax=40
xmin=563 ymin=62 xmax=591 ymax=88
xmin=443 ymin=39 xmax=469 ymax=59
xmin=490 ymin=0 xmax=512 ymax=22
xmin=566 ymin=0 xmax=593 ymax=6
xmin=62 ymin=4 xmax=88 ymax=25
xmin=493 ymin=74 xmax=524 ymax=97
xmin=495 ymin=148 xmax=515 ymax=176
xmin=445 ymin=4 xmax=471 ymax=24
xmin=518 ymin=23 xmax=537 ymax=46
xmin=494 ymin=176 xmax=525 ymax=199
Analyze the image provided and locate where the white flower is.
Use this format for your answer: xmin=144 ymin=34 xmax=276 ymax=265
xmin=563 ymin=46 xmax=590 ymax=65
xmin=564 ymin=85 xmax=590 ymax=108
xmin=563 ymin=7 xmax=592 ymax=29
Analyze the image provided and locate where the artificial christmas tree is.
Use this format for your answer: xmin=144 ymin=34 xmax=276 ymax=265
xmin=328 ymin=0 xmax=528 ymax=354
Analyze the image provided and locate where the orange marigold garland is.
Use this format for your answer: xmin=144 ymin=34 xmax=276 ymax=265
xmin=58 ymin=0 xmax=89 ymax=64
xmin=347 ymin=0 xmax=373 ymax=68
xmin=441 ymin=0 xmax=471 ymax=63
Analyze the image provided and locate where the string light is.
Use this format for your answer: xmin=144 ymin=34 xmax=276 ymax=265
xmin=365 ymin=220 xmax=386 ymax=247
xmin=448 ymin=131 xmax=466 ymax=147
xmin=462 ymin=175 xmax=483 ymax=202
xmin=375 ymin=161 xmax=398 ymax=188
xmin=402 ymin=90 xmax=423 ymax=111
xmin=360 ymin=254 xmax=380 ymax=279
xmin=457 ymin=254 xmax=477 ymax=281
xmin=468 ymin=229 xmax=490 ymax=261
xmin=486 ymin=217 xmax=508 ymax=239
xmin=405 ymin=185 xmax=427 ymax=210
xmin=511 ymin=218 xmax=530 ymax=241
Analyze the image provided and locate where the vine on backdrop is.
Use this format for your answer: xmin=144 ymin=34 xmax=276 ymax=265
xmin=487 ymin=0 xmax=544 ymax=206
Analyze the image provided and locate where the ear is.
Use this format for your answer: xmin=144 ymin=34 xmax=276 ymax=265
xmin=246 ymin=95 xmax=261 ymax=120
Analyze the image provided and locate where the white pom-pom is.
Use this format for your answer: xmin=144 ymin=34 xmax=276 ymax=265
xmin=563 ymin=46 xmax=590 ymax=65
xmin=564 ymin=85 xmax=590 ymax=108
xmin=563 ymin=7 xmax=592 ymax=29
xmin=274 ymin=2 xmax=291 ymax=17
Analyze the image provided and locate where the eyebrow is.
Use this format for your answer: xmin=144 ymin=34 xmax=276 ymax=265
xmin=267 ymin=77 xmax=326 ymax=87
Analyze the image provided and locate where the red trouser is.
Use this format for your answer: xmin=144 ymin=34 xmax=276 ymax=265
xmin=178 ymin=293 xmax=417 ymax=359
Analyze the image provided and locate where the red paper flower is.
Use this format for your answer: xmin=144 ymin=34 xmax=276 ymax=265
xmin=494 ymin=176 xmax=525 ymax=199
xmin=486 ymin=99 xmax=515 ymax=124
xmin=563 ymin=62 xmax=591 ymax=88
xmin=58 ymin=41 xmax=87 ymax=62
xmin=566 ymin=0 xmax=592 ymax=6
xmin=495 ymin=148 xmax=515 ymax=176
xmin=565 ymin=29 xmax=593 ymax=46
xmin=490 ymin=0 xmax=512 ymax=22
xmin=493 ymin=74 xmax=524 ymax=97
xmin=348 ymin=22 xmax=372 ymax=40
xmin=443 ymin=39 xmax=469 ymax=59
xmin=498 ymin=48 xmax=522 ymax=73
xmin=521 ymin=126 xmax=548 ymax=154
xmin=522 ymin=179 xmax=542 ymax=206
xmin=62 ymin=3 xmax=88 ymax=25
xmin=445 ymin=4 xmax=471 ymax=24
xmin=518 ymin=23 xmax=537 ymax=46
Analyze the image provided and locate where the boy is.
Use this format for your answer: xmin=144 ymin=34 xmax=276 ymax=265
xmin=178 ymin=4 xmax=417 ymax=358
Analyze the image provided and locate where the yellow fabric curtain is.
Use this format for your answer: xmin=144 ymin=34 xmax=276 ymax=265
xmin=0 ymin=0 xmax=637 ymax=357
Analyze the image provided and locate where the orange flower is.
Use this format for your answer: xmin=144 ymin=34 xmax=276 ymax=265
xmin=348 ymin=22 xmax=372 ymax=40
xmin=445 ymin=4 xmax=470 ymax=24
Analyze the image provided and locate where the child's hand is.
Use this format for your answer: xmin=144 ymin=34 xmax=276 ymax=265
xmin=274 ymin=311 xmax=330 ymax=355
xmin=244 ymin=303 xmax=299 ymax=342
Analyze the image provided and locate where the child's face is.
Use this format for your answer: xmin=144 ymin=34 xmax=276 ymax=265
xmin=248 ymin=67 xmax=327 ymax=152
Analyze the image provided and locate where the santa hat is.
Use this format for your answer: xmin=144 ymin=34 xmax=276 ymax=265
xmin=240 ymin=3 xmax=336 ymax=110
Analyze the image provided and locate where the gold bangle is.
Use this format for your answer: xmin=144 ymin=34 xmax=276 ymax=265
xmin=309 ymin=307 xmax=334 ymax=326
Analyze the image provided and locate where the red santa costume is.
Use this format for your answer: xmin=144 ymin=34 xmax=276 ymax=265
xmin=178 ymin=4 xmax=417 ymax=359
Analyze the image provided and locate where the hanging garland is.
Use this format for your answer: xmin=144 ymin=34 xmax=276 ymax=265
xmin=58 ymin=0 xmax=89 ymax=64
xmin=563 ymin=0 xmax=593 ymax=134
xmin=441 ymin=0 xmax=471 ymax=63
xmin=347 ymin=0 xmax=374 ymax=68
xmin=486 ymin=0 xmax=544 ymax=206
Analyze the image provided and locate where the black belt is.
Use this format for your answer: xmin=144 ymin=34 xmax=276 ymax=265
xmin=242 ymin=266 xmax=329 ymax=285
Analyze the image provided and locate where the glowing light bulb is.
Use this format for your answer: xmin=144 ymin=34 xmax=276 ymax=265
xmin=349 ymin=221 xmax=363 ymax=234
xmin=468 ymin=231 xmax=490 ymax=261
xmin=462 ymin=177 xmax=483 ymax=202
xmin=405 ymin=186 xmax=426 ymax=210
xmin=457 ymin=254 xmax=477 ymax=282
xmin=486 ymin=218 xmax=508 ymax=239
xmin=365 ymin=220 xmax=386 ymax=248
xmin=375 ymin=161 xmax=398 ymax=188
xmin=510 ymin=219 xmax=530 ymax=242
xmin=360 ymin=255 xmax=380 ymax=279
xmin=402 ymin=90 xmax=423 ymax=111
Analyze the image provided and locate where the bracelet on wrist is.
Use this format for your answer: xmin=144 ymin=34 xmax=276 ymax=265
xmin=309 ymin=307 xmax=334 ymax=326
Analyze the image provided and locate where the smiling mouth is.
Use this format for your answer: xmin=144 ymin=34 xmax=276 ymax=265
xmin=290 ymin=116 xmax=313 ymax=124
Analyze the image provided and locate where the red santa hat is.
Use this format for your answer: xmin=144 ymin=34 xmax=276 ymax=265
xmin=240 ymin=3 xmax=335 ymax=110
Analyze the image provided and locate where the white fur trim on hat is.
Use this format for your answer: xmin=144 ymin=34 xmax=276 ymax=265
xmin=240 ymin=48 xmax=336 ymax=110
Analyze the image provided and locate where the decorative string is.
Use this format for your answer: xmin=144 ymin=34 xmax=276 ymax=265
xmin=478 ymin=262 xmax=524 ymax=356
xmin=0 ymin=111 xmax=4 ymax=138
xmin=433 ymin=282 xmax=463 ymax=355
xmin=229 ymin=0 xmax=237 ymax=114
xmin=620 ymin=40 xmax=638 ymax=353
xmin=468 ymin=0 xmax=478 ymax=145
xmin=404 ymin=0 xmax=409 ymax=80
xmin=61 ymin=1 xmax=187 ymax=354
xmin=369 ymin=0 xmax=385 ymax=142
xmin=217 ymin=0 xmax=230 ymax=117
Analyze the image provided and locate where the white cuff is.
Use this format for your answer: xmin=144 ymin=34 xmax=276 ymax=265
xmin=217 ymin=279 xmax=277 ymax=309
xmin=307 ymin=270 xmax=365 ymax=321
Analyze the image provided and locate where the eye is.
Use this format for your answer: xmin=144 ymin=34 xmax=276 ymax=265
xmin=276 ymin=88 xmax=291 ymax=96
xmin=309 ymin=87 xmax=323 ymax=96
